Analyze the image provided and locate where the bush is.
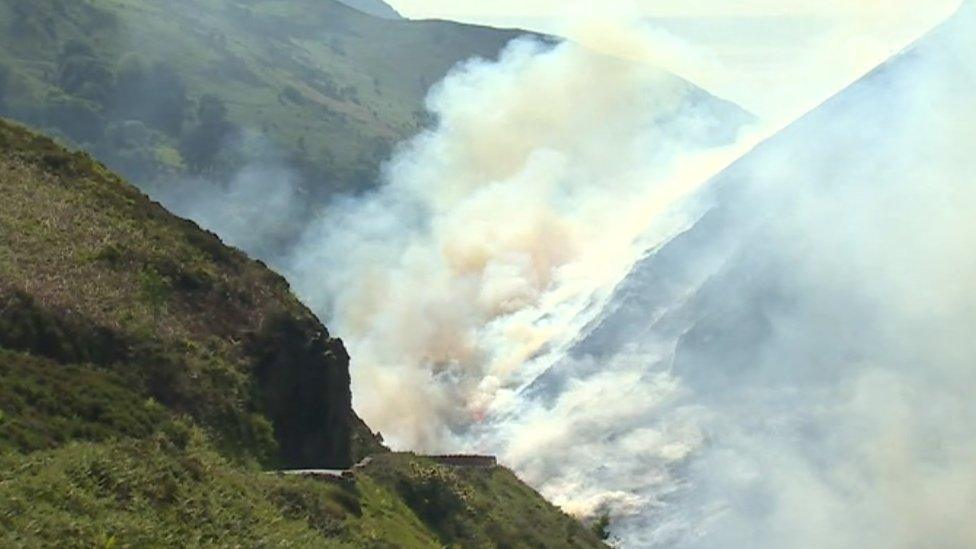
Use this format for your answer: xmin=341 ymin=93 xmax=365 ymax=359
xmin=60 ymin=39 xmax=96 ymax=59
xmin=97 ymin=120 xmax=166 ymax=181
xmin=138 ymin=268 xmax=172 ymax=321
xmin=0 ymin=349 xmax=169 ymax=453
xmin=0 ymin=290 xmax=126 ymax=366
xmin=387 ymin=461 xmax=475 ymax=541
xmin=280 ymin=85 xmax=307 ymax=105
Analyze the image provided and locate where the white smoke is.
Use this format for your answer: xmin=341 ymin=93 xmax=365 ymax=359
xmin=285 ymin=26 xmax=761 ymax=451
xmin=148 ymin=132 xmax=307 ymax=262
xmin=468 ymin=3 xmax=976 ymax=547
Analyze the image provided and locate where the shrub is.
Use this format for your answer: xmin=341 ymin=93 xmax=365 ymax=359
xmin=389 ymin=462 xmax=475 ymax=541
xmin=280 ymin=85 xmax=307 ymax=105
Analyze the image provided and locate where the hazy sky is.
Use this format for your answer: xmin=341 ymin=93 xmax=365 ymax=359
xmin=387 ymin=0 xmax=961 ymax=120
xmin=388 ymin=0 xmax=953 ymax=19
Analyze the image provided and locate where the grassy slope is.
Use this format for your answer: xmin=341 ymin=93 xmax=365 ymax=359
xmin=0 ymin=0 xmax=530 ymax=194
xmin=0 ymin=118 xmax=606 ymax=547
xmin=0 ymin=115 xmax=355 ymax=467
xmin=0 ymin=440 xmax=603 ymax=547
xmin=363 ymin=453 xmax=604 ymax=548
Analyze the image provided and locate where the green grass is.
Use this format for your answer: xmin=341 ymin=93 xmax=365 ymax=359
xmin=0 ymin=436 xmax=351 ymax=548
xmin=0 ymin=442 xmax=606 ymax=548
xmin=361 ymin=454 xmax=605 ymax=548
xmin=345 ymin=476 xmax=442 ymax=548
xmin=0 ymin=349 xmax=170 ymax=454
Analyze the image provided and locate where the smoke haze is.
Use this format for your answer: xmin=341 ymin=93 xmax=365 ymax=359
xmin=148 ymin=131 xmax=308 ymax=263
xmin=471 ymin=3 xmax=976 ymax=546
xmin=284 ymin=28 xmax=759 ymax=451
xmin=147 ymin=2 xmax=976 ymax=546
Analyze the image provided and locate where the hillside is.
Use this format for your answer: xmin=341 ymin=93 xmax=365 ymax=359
xmin=0 ymin=115 xmax=358 ymax=469
xmin=0 ymin=0 xmax=530 ymax=198
xmin=335 ymin=0 xmax=401 ymax=19
xmin=0 ymin=117 xmax=606 ymax=547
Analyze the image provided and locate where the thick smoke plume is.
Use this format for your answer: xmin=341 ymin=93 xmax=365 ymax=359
xmin=285 ymin=26 xmax=759 ymax=451
xmin=469 ymin=3 xmax=976 ymax=547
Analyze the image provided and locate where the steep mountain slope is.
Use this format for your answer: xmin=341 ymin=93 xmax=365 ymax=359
xmin=0 ymin=117 xmax=354 ymax=469
xmin=0 ymin=117 xmax=606 ymax=547
xmin=492 ymin=4 xmax=976 ymax=547
xmin=0 ymin=0 xmax=530 ymax=196
xmin=336 ymin=0 xmax=401 ymax=19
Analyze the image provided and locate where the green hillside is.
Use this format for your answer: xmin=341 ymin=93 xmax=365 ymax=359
xmin=0 ymin=0 xmax=531 ymax=198
xmin=335 ymin=0 xmax=401 ymax=19
xmin=0 ymin=115 xmax=355 ymax=469
xmin=0 ymin=118 xmax=606 ymax=547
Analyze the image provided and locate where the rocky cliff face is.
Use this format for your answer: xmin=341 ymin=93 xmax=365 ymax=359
xmin=249 ymin=314 xmax=353 ymax=468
